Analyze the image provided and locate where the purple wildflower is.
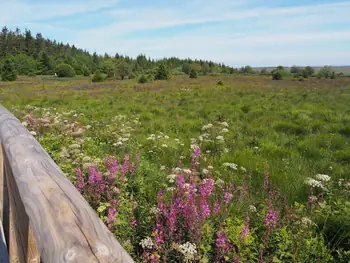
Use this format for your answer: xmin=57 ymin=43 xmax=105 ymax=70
xmin=130 ymin=218 xmax=137 ymax=228
xmin=201 ymin=199 xmax=210 ymax=218
xmin=176 ymin=175 xmax=185 ymax=190
xmin=213 ymin=201 xmax=221 ymax=215
xmin=122 ymin=155 xmax=129 ymax=175
xmin=240 ymin=216 xmax=250 ymax=239
xmin=199 ymin=177 xmax=215 ymax=197
xmin=76 ymin=168 xmax=84 ymax=193
xmin=104 ymin=156 xmax=111 ymax=167
xmin=224 ymin=189 xmax=232 ymax=204
xmin=265 ymin=209 xmax=279 ymax=229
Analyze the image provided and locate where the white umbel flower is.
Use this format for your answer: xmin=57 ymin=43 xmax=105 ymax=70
xmin=202 ymin=124 xmax=213 ymax=130
xmin=249 ymin=205 xmax=257 ymax=213
xmin=304 ymin=178 xmax=324 ymax=188
xmin=315 ymin=174 xmax=331 ymax=182
xmin=222 ymin=162 xmax=238 ymax=170
xmin=139 ymin=237 xmax=153 ymax=250
xmin=179 ymin=242 xmax=197 ymax=261
xmin=221 ymin=122 xmax=229 ymax=127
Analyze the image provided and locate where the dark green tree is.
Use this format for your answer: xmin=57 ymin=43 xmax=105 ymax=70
xmin=290 ymin=65 xmax=301 ymax=74
xmin=155 ymin=64 xmax=170 ymax=80
xmin=56 ymin=63 xmax=76 ymax=77
xmin=117 ymin=61 xmax=131 ymax=80
xmin=189 ymin=69 xmax=198 ymax=78
xmin=302 ymin=66 xmax=315 ymax=78
xmin=272 ymin=70 xmax=283 ymax=80
xmin=1 ymin=57 xmax=17 ymax=81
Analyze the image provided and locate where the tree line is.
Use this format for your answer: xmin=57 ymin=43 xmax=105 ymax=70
xmin=0 ymin=26 xmax=343 ymax=81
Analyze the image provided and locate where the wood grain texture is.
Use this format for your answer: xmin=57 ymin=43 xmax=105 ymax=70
xmin=4 ymin=154 xmax=40 ymax=263
xmin=0 ymin=105 xmax=134 ymax=263
xmin=0 ymin=144 xmax=9 ymax=263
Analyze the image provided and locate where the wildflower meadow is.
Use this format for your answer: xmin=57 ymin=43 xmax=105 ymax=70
xmin=1 ymin=75 xmax=350 ymax=262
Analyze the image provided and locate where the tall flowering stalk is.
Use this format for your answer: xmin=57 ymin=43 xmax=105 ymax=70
xmin=76 ymin=168 xmax=84 ymax=193
xmin=264 ymin=171 xmax=269 ymax=192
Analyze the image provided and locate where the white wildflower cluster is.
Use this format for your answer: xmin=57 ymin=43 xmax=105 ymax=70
xmin=201 ymin=123 xmax=213 ymax=131
xmin=147 ymin=134 xmax=156 ymax=140
xmin=139 ymin=237 xmax=154 ymax=250
xmin=183 ymin=169 xmax=192 ymax=175
xmin=249 ymin=205 xmax=257 ymax=213
xmin=215 ymin=178 xmax=225 ymax=188
xmin=207 ymin=165 xmax=214 ymax=170
xmin=202 ymin=168 xmax=209 ymax=175
xmin=304 ymin=178 xmax=324 ymax=188
xmin=315 ymin=174 xmax=331 ymax=182
xmin=150 ymin=206 xmax=161 ymax=215
xmin=221 ymin=122 xmax=229 ymax=127
xmin=240 ymin=166 xmax=247 ymax=172
xmin=216 ymin=135 xmax=224 ymax=141
xmin=301 ymin=217 xmax=314 ymax=227
xmin=106 ymin=115 xmax=140 ymax=147
xmin=167 ymin=174 xmax=177 ymax=183
xmin=222 ymin=162 xmax=238 ymax=170
xmin=179 ymin=242 xmax=197 ymax=262
xmin=221 ymin=128 xmax=229 ymax=133
xmin=338 ymin=179 xmax=344 ymax=187
xmin=167 ymin=187 xmax=176 ymax=192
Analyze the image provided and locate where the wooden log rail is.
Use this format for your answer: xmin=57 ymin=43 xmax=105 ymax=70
xmin=0 ymin=104 xmax=134 ymax=263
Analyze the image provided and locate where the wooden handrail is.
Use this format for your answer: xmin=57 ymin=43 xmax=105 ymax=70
xmin=0 ymin=105 xmax=134 ymax=263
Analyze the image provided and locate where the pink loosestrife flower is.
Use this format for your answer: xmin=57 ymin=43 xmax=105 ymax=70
xmin=176 ymin=175 xmax=185 ymax=190
xmin=213 ymin=201 xmax=221 ymax=215
xmin=201 ymin=199 xmax=210 ymax=218
xmin=224 ymin=189 xmax=232 ymax=204
xmin=104 ymin=156 xmax=111 ymax=167
xmin=240 ymin=216 xmax=250 ymax=239
xmin=122 ymin=155 xmax=130 ymax=175
xmin=76 ymin=168 xmax=84 ymax=193
xmin=265 ymin=209 xmax=279 ymax=229
xmin=192 ymin=145 xmax=201 ymax=160
xmin=107 ymin=207 xmax=117 ymax=230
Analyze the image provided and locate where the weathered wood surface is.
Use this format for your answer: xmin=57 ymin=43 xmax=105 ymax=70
xmin=4 ymin=153 xmax=40 ymax=263
xmin=0 ymin=145 xmax=9 ymax=263
xmin=0 ymin=105 xmax=134 ymax=263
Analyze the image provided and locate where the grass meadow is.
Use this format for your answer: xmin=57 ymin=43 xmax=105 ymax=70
xmin=1 ymin=75 xmax=350 ymax=262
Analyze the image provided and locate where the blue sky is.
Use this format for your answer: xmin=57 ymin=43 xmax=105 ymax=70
xmin=1 ymin=0 xmax=350 ymax=67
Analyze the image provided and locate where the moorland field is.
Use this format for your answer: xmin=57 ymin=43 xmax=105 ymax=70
xmin=1 ymin=75 xmax=350 ymax=262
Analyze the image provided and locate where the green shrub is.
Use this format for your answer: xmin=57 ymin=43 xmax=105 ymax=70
xmin=217 ymin=80 xmax=224 ymax=86
xmin=189 ymin=69 xmax=198 ymax=79
xmin=155 ymin=64 xmax=170 ymax=80
xmin=1 ymin=57 xmax=17 ymax=81
xmin=56 ymin=63 xmax=76 ymax=77
xmin=81 ymin=65 xmax=91 ymax=76
xmin=298 ymin=76 xmax=304 ymax=81
xmin=138 ymin=74 xmax=148 ymax=84
xmin=272 ymin=70 xmax=283 ymax=80
xmin=92 ymin=72 xmax=104 ymax=82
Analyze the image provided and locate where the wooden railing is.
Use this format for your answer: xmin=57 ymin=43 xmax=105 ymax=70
xmin=0 ymin=105 xmax=134 ymax=263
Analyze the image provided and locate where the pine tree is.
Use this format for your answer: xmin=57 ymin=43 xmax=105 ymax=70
xmin=1 ymin=57 xmax=18 ymax=81
xmin=155 ymin=64 xmax=170 ymax=80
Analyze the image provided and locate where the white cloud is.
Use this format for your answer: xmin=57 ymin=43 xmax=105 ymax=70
xmin=0 ymin=0 xmax=120 ymax=25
